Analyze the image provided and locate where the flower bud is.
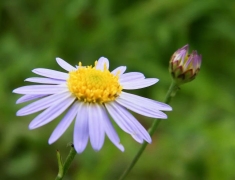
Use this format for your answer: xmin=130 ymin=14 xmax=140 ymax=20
xmin=169 ymin=44 xmax=201 ymax=85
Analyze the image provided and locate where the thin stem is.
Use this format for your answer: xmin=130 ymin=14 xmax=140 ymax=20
xmin=63 ymin=145 xmax=77 ymax=176
xmin=118 ymin=81 xmax=179 ymax=180
xmin=55 ymin=150 xmax=64 ymax=179
xmin=55 ymin=144 xmax=77 ymax=180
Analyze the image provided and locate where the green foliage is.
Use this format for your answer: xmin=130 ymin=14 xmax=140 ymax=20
xmin=0 ymin=0 xmax=235 ymax=179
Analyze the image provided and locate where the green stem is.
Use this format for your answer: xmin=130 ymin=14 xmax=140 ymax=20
xmin=55 ymin=150 xmax=64 ymax=179
xmin=55 ymin=144 xmax=77 ymax=180
xmin=118 ymin=81 xmax=179 ymax=180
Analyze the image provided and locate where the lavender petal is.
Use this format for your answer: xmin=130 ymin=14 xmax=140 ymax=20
xmin=28 ymin=95 xmax=75 ymax=129
xmin=32 ymin=68 xmax=69 ymax=80
xmin=73 ymin=103 xmax=89 ymax=153
xmin=17 ymin=91 xmax=72 ymax=116
xmin=121 ymin=78 xmax=159 ymax=90
xmin=88 ymin=104 xmax=105 ymax=151
xmin=25 ymin=77 xmax=66 ymax=84
xmin=16 ymin=94 xmax=47 ymax=104
xmin=13 ymin=85 xmax=67 ymax=95
xmin=99 ymin=105 xmax=124 ymax=151
xmin=119 ymin=72 xmax=145 ymax=83
xmin=111 ymin=66 xmax=126 ymax=76
xmin=105 ymin=102 xmax=148 ymax=143
xmin=96 ymin=57 xmax=109 ymax=71
xmin=119 ymin=92 xmax=172 ymax=111
xmin=48 ymin=102 xmax=79 ymax=144
xmin=116 ymin=97 xmax=168 ymax=119
xmin=56 ymin=57 xmax=77 ymax=71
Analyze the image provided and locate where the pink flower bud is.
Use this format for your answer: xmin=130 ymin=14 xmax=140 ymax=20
xmin=169 ymin=45 xmax=202 ymax=85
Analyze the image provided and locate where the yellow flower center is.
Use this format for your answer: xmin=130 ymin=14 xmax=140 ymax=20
xmin=67 ymin=61 xmax=122 ymax=103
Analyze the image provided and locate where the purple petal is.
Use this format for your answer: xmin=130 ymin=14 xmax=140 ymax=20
xmin=105 ymin=101 xmax=151 ymax=143
xmin=17 ymin=92 xmax=72 ymax=116
xmin=105 ymin=102 xmax=135 ymax=134
xmin=48 ymin=102 xmax=80 ymax=144
xmin=111 ymin=66 xmax=126 ymax=76
xmin=197 ymin=54 xmax=202 ymax=67
xmin=119 ymin=72 xmax=145 ymax=83
xmin=184 ymin=58 xmax=192 ymax=69
xmin=112 ymin=102 xmax=152 ymax=143
xmin=25 ymin=77 xmax=66 ymax=84
xmin=56 ymin=57 xmax=77 ymax=71
xmin=88 ymin=104 xmax=105 ymax=151
xmin=29 ymin=94 xmax=75 ymax=129
xmin=16 ymin=94 xmax=47 ymax=104
xmin=73 ymin=103 xmax=89 ymax=153
xmin=174 ymin=45 xmax=188 ymax=64
xmin=116 ymin=97 xmax=168 ymax=119
xmin=96 ymin=57 xmax=109 ymax=70
xmin=99 ymin=105 xmax=124 ymax=151
xmin=119 ymin=92 xmax=172 ymax=111
xmin=32 ymin=68 xmax=69 ymax=80
xmin=190 ymin=51 xmax=201 ymax=70
xmin=121 ymin=78 xmax=159 ymax=90
xmin=13 ymin=85 xmax=67 ymax=95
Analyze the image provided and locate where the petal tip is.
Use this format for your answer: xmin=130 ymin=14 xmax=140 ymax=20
xmin=32 ymin=68 xmax=40 ymax=74
xmin=96 ymin=57 xmax=110 ymax=70
xmin=16 ymin=111 xmax=22 ymax=116
xmin=48 ymin=138 xmax=55 ymax=145
xmin=12 ymin=88 xmax=20 ymax=94
xmin=29 ymin=122 xmax=37 ymax=130
xmin=161 ymin=114 xmax=168 ymax=119
xmin=154 ymin=78 xmax=159 ymax=83
xmin=98 ymin=56 xmax=108 ymax=61
xmin=118 ymin=144 xmax=125 ymax=152
xmin=74 ymin=146 xmax=85 ymax=154
xmin=93 ymin=145 xmax=102 ymax=152
xmin=162 ymin=104 xmax=173 ymax=111
xmin=147 ymin=139 xmax=152 ymax=144
xmin=28 ymin=125 xmax=34 ymax=130
xmin=56 ymin=57 xmax=63 ymax=62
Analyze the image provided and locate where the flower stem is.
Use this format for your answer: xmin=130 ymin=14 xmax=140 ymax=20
xmin=55 ymin=144 xmax=77 ymax=180
xmin=118 ymin=81 xmax=179 ymax=180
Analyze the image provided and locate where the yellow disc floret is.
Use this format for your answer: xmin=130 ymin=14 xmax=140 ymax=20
xmin=67 ymin=61 xmax=122 ymax=103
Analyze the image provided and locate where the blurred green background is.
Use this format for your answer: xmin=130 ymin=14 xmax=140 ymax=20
xmin=1 ymin=0 xmax=235 ymax=179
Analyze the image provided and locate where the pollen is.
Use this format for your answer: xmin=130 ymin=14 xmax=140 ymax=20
xmin=67 ymin=61 xmax=122 ymax=103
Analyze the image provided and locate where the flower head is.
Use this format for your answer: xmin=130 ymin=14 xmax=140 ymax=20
xmin=13 ymin=57 xmax=172 ymax=153
xmin=169 ymin=45 xmax=202 ymax=85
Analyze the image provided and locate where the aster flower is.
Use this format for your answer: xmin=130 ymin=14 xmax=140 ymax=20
xmin=13 ymin=57 xmax=172 ymax=153
xmin=170 ymin=44 xmax=202 ymax=85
